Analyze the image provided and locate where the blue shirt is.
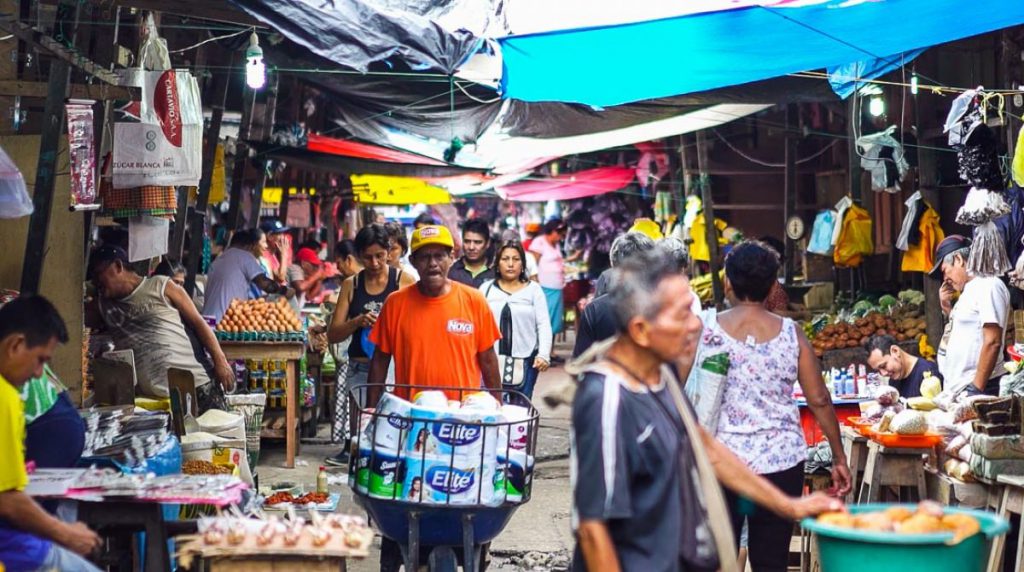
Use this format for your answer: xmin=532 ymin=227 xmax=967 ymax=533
xmin=202 ymin=247 xmax=268 ymax=321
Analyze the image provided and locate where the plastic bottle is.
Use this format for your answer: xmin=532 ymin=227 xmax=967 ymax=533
xmin=316 ymin=466 xmax=328 ymax=494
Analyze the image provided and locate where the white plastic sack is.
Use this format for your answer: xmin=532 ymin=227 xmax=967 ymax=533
xmin=0 ymin=144 xmax=31 ymax=219
xmin=112 ymin=70 xmax=202 ymax=188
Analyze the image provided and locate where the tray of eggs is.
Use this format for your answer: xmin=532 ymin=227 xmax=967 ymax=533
xmin=215 ymin=298 xmax=306 ymax=342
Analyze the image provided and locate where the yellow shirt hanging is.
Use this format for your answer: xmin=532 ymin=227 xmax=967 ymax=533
xmin=689 ymin=215 xmax=728 ymax=262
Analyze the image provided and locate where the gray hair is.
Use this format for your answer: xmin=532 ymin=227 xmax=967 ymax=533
xmin=658 ymin=236 xmax=688 ymax=273
xmin=943 ymin=247 xmax=970 ymax=266
xmin=607 ymin=247 xmax=681 ymax=333
xmin=609 ymin=232 xmax=656 ymax=268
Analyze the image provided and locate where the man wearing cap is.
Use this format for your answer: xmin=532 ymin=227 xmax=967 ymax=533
xmin=365 ymin=225 xmax=502 ymax=568
xmin=87 ymin=246 xmax=234 ymax=409
xmin=287 ymin=247 xmax=327 ymax=313
xmin=932 ymin=235 xmax=1010 ymax=395
xmin=366 ymin=224 xmax=501 ymax=404
xmin=259 ymin=219 xmax=293 ymax=285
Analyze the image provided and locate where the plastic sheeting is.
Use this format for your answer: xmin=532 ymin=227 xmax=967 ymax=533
xmin=499 ymin=0 xmax=1024 ymax=106
xmin=498 ymin=167 xmax=635 ymax=202
xmin=828 ymin=49 xmax=925 ymax=100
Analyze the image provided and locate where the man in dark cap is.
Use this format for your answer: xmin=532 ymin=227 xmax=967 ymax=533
xmin=931 ymin=235 xmax=1009 ymax=395
xmin=259 ymin=218 xmax=293 ymax=286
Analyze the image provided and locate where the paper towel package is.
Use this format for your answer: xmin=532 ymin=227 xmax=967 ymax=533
xmin=402 ymin=455 xmax=498 ymax=506
xmin=494 ymin=449 xmax=535 ymax=504
xmin=462 ymin=391 xmax=500 ymax=412
xmin=412 ymin=390 xmax=449 ymax=409
xmin=371 ymin=393 xmax=414 ymax=451
xmin=497 ymin=404 xmax=531 ymax=455
xmin=354 ymin=447 xmax=403 ymax=499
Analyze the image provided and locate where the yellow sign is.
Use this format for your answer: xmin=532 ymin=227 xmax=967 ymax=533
xmin=351 ymin=174 xmax=450 ymax=205
xmin=261 ymin=187 xmax=317 ymax=205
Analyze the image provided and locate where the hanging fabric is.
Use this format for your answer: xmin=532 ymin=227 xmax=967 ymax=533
xmin=831 ymin=196 xmax=853 ymax=246
xmin=833 ymin=204 xmax=873 ymax=268
xmin=856 ymin=126 xmax=910 ymax=193
xmin=901 ymin=207 xmax=944 ymax=273
xmin=896 ymin=191 xmax=922 ymax=251
xmin=1012 ymin=125 xmax=1024 ymax=188
xmin=807 ymin=210 xmax=836 ymax=256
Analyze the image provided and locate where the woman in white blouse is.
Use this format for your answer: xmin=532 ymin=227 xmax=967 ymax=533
xmin=481 ymin=241 xmax=552 ymax=403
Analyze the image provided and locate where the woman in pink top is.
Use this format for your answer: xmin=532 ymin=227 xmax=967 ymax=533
xmin=529 ymin=219 xmax=567 ymax=334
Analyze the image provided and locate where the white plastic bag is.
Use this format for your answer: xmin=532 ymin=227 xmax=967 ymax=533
xmin=0 ymin=144 xmax=31 ymax=219
xmin=684 ymin=310 xmax=730 ymax=432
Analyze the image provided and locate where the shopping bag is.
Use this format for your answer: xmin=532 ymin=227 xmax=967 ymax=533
xmin=112 ymin=69 xmax=202 ymax=188
xmin=0 ymin=143 xmax=31 ymax=219
xmin=683 ymin=310 xmax=730 ymax=432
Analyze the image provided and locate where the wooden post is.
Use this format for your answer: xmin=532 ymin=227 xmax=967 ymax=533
xmin=168 ymin=187 xmax=189 ymax=262
xmin=247 ymin=73 xmax=279 ymax=228
xmin=183 ymin=74 xmax=228 ymax=296
xmin=784 ymin=104 xmax=799 ymax=285
xmin=226 ymin=85 xmax=257 ymax=230
xmin=20 ymin=1 xmax=76 ymax=294
xmin=695 ymin=129 xmax=724 ymax=308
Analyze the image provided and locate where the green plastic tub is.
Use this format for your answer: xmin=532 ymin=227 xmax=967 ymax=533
xmin=801 ymin=504 xmax=1009 ymax=572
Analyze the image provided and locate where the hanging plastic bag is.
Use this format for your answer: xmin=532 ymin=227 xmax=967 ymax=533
xmin=968 ymin=221 xmax=1011 ymax=277
xmin=0 ymin=144 xmax=32 ymax=219
xmin=685 ymin=351 xmax=730 ymax=433
xmin=833 ymin=204 xmax=873 ymax=268
xmin=956 ymin=187 xmax=1011 ymax=226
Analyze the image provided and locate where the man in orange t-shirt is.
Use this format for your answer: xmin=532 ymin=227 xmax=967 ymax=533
xmin=367 ymin=225 xmax=501 ymax=403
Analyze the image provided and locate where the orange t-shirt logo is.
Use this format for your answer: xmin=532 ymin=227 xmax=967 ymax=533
xmin=446 ymin=319 xmax=474 ymax=335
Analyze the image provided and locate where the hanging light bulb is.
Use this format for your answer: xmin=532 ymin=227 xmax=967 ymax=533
xmin=868 ymin=96 xmax=885 ymax=117
xmin=245 ymin=32 xmax=265 ymax=90
xmin=910 ymin=72 xmax=919 ymax=95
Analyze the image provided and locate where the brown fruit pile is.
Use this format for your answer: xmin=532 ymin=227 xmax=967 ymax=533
xmin=811 ymin=311 xmax=926 ymax=357
xmin=216 ymin=298 xmax=302 ymax=334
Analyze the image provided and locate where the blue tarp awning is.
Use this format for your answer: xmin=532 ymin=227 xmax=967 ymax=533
xmin=498 ymin=0 xmax=1024 ymax=107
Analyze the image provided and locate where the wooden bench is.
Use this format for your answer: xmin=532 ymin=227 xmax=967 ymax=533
xmin=857 ymin=440 xmax=927 ymax=503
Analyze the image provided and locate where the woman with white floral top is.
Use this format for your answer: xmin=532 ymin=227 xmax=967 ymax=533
xmin=694 ymin=241 xmax=850 ymax=571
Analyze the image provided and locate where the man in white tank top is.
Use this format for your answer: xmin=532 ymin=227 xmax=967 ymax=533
xmin=87 ymin=246 xmax=234 ymax=407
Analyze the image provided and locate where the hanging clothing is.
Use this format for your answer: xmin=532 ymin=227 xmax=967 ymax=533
xmin=857 ymin=126 xmax=910 ymax=193
xmin=807 ymin=210 xmax=836 ymax=256
xmin=831 ymin=196 xmax=854 ymax=246
xmin=901 ymin=207 xmax=944 ymax=273
xmin=896 ymin=191 xmax=923 ymax=251
xmin=689 ymin=214 xmax=728 ymax=262
xmin=833 ymin=204 xmax=873 ymax=268
xmin=995 ymin=185 xmax=1024 ymax=265
xmin=1013 ymin=126 xmax=1024 ymax=188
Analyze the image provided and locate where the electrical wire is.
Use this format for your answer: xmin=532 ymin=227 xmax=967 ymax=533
xmin=712 ymin=129 xmax=839 ymax=168
xmin=454 ymin=80 xmax=501 ymax=104
xmin=169 ymin=27 xmax=252 ymax=54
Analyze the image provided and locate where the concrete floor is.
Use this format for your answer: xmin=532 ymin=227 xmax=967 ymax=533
xmin=255 ymin=343 xmax=577 ymax=571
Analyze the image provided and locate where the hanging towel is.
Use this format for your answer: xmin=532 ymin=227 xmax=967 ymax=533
xmin=1013 ymin=125 xmax=1024 ymax=188
xmin=901 ymin=207 xmax=944 ymax=273
xmin=807 ymin=210 xmax=836 ymax=255
xmin=689 ymin=214 xmax=728 ymax=263
xmin=896 ymin=190 xmax=923 ymax=251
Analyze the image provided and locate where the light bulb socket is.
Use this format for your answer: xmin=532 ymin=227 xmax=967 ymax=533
xmin=245 ymin=32 xmax=263 ymax=59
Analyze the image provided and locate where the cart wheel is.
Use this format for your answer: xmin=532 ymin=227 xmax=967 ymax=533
xmin=428 ymin=546 xmax=458 ymax=572
xmin=379 ymin=538 xmax=403 ymax=572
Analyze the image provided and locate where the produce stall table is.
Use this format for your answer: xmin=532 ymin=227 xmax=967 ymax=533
xmin=840 ymin=426 xmax=869 ymax=504
xmin=857 ymin=440 xmax=928 ymax=503
xmin=219 ymin=341 xmax=304 ymax=468
xmin=987 ymin=475 xmax=1024 ymax=572
xmin=797 ymin=397 xmax=871 ymax=446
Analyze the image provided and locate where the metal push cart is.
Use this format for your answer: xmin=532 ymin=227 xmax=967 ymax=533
xmin=348 ymin=384 xmax=541 ymax=572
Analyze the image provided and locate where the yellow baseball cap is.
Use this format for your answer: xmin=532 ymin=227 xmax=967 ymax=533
xmin=410 ymin=225 xmax=455 ymax=253
xmin=629 ymin=218 xmax=664 ymax=240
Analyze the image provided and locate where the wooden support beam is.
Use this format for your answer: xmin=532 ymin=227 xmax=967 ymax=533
xmin=183 ymin=74 xmax=228 ymax=296
xmin=247 ymin=73 xmax=279 ymax=228
xmin=0 ymin=80 xmax=136 ymax=100
xmin=0 ymin=18 xmax=122 ymax=85
xmin=695 ymin=129 xmax=724 ymax=309
xmin=20 ymin=2 xmax=76 ymax=294
xmin=226 ymin=86 xmax=256 ymax=230
xmin=783 ymin=103 xmax=798 ymax=285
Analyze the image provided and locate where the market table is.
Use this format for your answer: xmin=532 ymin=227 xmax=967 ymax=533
xmin=840 ymin=426 xmax=869 ymax=504
xmin=986 ymin=475 xmax=1024 ymax=572
xmin=857 ymin=440 xmax=928 ymax=503
xmin=219 ymin=341 xmax=304 ymax=468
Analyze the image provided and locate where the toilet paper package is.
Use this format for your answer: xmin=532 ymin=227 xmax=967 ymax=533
xmin=462 ymin=391 xmax=500 ymax=412
xmin=412 ymin=390 xmax=449 ymax=409
xmin=494 ymin=449 xmax=535 ymax=504
xmin=402 ymin=455 xmax=498 ymax=506
xmin=405 ymin=405 xmax=501 ymax=462
xmin=354 ymin=446 xmax=403 ymax=499
xmin=371 ymin=393 xmax=414 ymax=451
xmin=496 ymin=404 xmax=531 ymax=455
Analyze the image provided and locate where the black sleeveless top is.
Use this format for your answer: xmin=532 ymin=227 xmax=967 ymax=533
xmin=347 ymin=267 xmax=402 ymax=359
